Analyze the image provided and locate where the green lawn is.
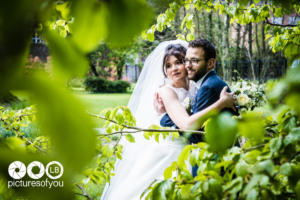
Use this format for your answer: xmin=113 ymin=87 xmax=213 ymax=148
xmin=11 ymin=89 xmax=132 ymax=127
xmin=73 ymin=91 xmax=132 ymax=127
xmin=75 ymin=92 xmax=131 ymax=113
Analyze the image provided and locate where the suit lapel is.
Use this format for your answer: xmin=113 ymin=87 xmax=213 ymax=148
xmin=200 ymin=70 xmax=216 ymax=86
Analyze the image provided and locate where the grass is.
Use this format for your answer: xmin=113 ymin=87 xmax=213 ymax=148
xmin=11 ymin=88 xmax=132 ymax=128
xmin=75 ymin=92 xmax=131 ymax=113
xmin=73 ymin=89 xmax=132 ymax=127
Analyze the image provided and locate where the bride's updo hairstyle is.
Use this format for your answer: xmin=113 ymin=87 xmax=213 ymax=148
xmin=162 ymin=44 xmax=187 ymax=77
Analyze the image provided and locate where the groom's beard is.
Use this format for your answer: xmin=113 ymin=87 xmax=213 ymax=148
xmin=188 ymin=63 xmax=209 ymax=82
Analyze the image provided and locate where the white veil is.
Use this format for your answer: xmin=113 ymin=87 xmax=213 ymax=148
xmin=128 ymin=40 xmax=188 ymax=127
xmin=101 ymin=40 xmax=188 ymax=200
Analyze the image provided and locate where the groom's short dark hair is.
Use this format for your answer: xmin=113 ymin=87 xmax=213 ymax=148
xmin=188 ymin=39 xmax=216 ymax=61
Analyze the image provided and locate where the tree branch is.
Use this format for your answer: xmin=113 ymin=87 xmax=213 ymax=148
xmin=243 ymin=143 xmax=266 ymax=152
xmin=0 ymin=117 xmax=47 ymax=153
xmin=289 ymin=151 xmax=300 ymax=162
xmin=264 ymin=18 xmax=297 ymax=27
xmin=97 ymin=130 xmax=141 ymax=136
xmin=75 ymin=184 xmax=93 ymax=200
xmin=89 ymin=112 xmax=205 ymax=135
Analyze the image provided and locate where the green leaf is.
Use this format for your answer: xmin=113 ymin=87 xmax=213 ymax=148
xmin=115 ymin=112 xmax=125 ymax=124
xmin=246 ymin=189 xmax=258 ymax=200
xmin=236 ymin=160 xmax=249 ymax=177
xmin=189 ymin=148 xmax=200 ymax=166
xmin=243 ymin=175 xmax=261 ymax=196
xmin=125 ymin=134 xmax=135 ymax=143
xmin=19 ymin=74 xmax=96 ymax=171
xmin=164 ymin=162 xmax=176 ymax=179
xmin=253 ymin=160 xmax=275 ymax=176
xmin=181 ymin=184 xmax=193 ymax=197
xmin=186 ymin=33 xmax=194 ymax=41
xmin=44 ymin=30 xmax=89 ymax=79
xmin=178 ymin=145 xmax=192 ymax=170
xmin=70 ymin=0 xmax=107 ymax=52
xmin=105 ymin=110 xmax=111 ymax=119
xmin=105 ymin=0 xmax=154 ymax=47
xmin=154 ymin=133 xmax=160 ymax=142
xmin=205 ymin=113 xmax=238 ymax=153
xmin=243 ymin=150 xmax=260 ymax=164
xmin=152 ymin=180 xmax=175 ymax=200
xmin=259 ymin=175 xmax=270 ymax=187
xmin=102 ymin=145 xmax=113 ymax=157
xmin=284 ymin=127 xmax=300 ymax=146
xmin=208 ymin=178 xmax=222 ymax=197
xmin=270 ymin=136 xmax=282 ymax=153
xmin=5 ymin=137 xmax=26 ymax=151
xmin=238 ymin=112 xmax=265 ymax=144
xmin=223 ymin=177 xmax=243 ymax=194
xmin=286 ymin=94 xmax=300 ymax=118
xmin=280 ymin=163 xmax=292 ymax=176
xmin=296 ymin=180 xmax=300 ymax=199
xmin=56 ymin=1 xmax=70 ymax=20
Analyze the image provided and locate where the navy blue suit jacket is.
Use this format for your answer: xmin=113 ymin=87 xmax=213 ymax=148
xmin=160 ymin=70 xmax=237 ymax=144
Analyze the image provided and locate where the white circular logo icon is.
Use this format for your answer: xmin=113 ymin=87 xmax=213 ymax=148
xmin=8 ymin=161 xmax=26 ymax=179
xmin=46 ymin=161 xmax=63 ymax=179
xmin=27 ymin=161 xmax=45 ymax=179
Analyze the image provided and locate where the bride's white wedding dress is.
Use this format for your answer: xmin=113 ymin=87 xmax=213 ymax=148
xmin=101 ymin=40 xmax=195 ymax=200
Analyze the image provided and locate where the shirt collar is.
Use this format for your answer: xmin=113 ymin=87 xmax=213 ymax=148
xmin=195 ymin=69 xmax=213 ymax=89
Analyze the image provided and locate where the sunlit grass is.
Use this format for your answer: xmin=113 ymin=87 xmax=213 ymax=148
xmin=75 ymin=92 xmax=131 ymax=113
xmin=73 ymin=90 xmax=131 ymax=127
xmin=12 ymin=89 xmax=132 ymax=128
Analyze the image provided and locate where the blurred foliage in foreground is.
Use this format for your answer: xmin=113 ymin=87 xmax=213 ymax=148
xmin=138 ymin=0 xmax=300 ymax=199
xmin=0 ymin=0 xmax=153 ymax=199
xmin=1 ymin=0 xmax=300 ymax=199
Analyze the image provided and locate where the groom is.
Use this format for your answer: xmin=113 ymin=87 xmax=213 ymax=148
xmin=156 ymin=38 xmax=237 ymax=176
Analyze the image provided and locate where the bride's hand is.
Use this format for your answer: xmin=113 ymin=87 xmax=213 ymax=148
xmin=219 ymin=86 xmax=237 ymax=111
xmin=153 ymin=92 xmax=166 ymax=115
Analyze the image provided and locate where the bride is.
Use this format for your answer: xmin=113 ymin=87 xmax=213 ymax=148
xmin=101 ymin=40 xmax=235 ymax=200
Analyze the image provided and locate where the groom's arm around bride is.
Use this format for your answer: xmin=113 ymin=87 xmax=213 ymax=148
xmin=160 ymin=39 xmax=238 ymax=142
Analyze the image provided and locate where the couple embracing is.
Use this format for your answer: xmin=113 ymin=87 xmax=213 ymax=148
xmin=101 ymin=39 xmax=237 ymax=200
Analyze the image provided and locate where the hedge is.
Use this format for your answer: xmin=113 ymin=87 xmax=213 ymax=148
xmin=84 ymin=77 xmax=131 ymax=93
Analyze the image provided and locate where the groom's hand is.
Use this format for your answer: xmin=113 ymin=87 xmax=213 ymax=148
xmin=153 ymin=92 xmax=166 ymax=115
xmin=220 ymin=86 xmax=238 ymax=112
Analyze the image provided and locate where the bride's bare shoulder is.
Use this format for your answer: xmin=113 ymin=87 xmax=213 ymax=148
xmin=158 ymin=85 xmax=176 ymax=98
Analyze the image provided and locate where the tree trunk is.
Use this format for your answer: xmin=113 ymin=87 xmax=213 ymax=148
xmin=255 ymin=23 xmax=261 ymax=57
xmin=208 ymin=11 xmax=213 ymax=42
xmin=260 ymin=21 xmax=268 ymax=82
xmin=248 ymin=22 xmax=256 ymax=81
xmin=223 ymin=14 xmax=231 ymax=81
xmin=90 ymin=62 xmax=99 ymax=77
xmin=235 ymin=23 xmax=241 ymax=81
xmin=201 ymin=9 xmax=207 ymax=38
xmin=217 ymin=13 xmax=224 ymax=77
xmin=242 ymin=25 xmax=248 ymax=50
xmin=116 ymin=65 xmax=123 ymax=80
xmin=255 ymin=22 xmax=261 ymax=82
xmin=194 ymin=8 xmax=201 ymax=39
xmin=174 ymin=8 xmax=181 ymax=34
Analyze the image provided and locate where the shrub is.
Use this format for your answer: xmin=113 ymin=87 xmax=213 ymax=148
xmin=84 ymin=77 xmax=130 ymax=93
xmin=68 ymin=78 xmax=85 ymax=88
xmin=111 ymin=80 xmax=131 ymax=93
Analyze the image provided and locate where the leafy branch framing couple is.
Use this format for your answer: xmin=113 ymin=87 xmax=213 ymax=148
xmin=101 ymin=39 xmax=238 ymax=199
